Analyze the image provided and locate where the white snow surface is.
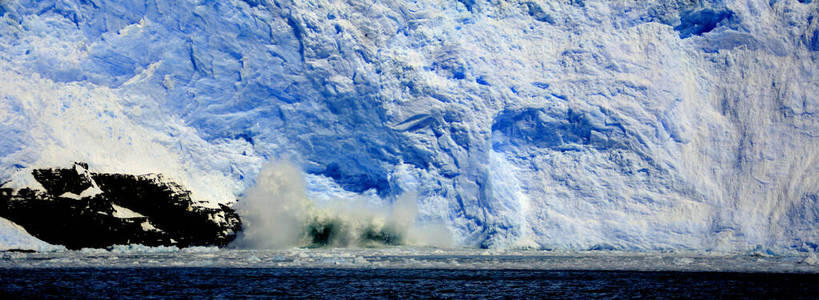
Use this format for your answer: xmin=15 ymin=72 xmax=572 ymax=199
xmin=0 ymin=0 xmax=817 ymax=251
xmin=112 ymin=204 xmax=144 ymax=219
xmin=0 ymin=218 xmax=61 ymax=252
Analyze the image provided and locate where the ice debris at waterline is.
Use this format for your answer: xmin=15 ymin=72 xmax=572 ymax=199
xmin=0 ymin=163 xmax=241 ymax=250
xmin=2 ymin=247 xmax=819 ymax=273
xmin=0 ymin=0 xmax=818 ymax=251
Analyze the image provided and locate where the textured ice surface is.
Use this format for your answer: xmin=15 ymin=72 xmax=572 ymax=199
xmin=0 ymin=0 xmax=818 ymax=251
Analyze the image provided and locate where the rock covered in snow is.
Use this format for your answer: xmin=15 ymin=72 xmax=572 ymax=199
xmin=0 ymin=163 xmax=241 ymax=250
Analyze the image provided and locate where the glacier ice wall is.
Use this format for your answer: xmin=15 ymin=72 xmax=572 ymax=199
xmin=0 ymin=0 xmax=817 ymax=251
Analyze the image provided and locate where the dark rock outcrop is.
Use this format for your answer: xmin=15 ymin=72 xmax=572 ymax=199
xmin=0 ymin=163 xmax=241 ymax=250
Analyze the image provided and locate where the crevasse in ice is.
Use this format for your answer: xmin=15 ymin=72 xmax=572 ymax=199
xmin=0 ymin=0 xmax=817 ymax=251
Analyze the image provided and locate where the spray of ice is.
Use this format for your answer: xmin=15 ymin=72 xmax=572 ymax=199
xmin=233 ymin=161 xmax=452 ymax=249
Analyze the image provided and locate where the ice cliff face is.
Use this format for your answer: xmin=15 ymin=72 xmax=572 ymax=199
xmin=0 ymin=0 xmax=817 ymax=251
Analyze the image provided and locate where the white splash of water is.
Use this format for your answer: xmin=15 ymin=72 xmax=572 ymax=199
xmin=233 ymin=161 xmax=452 ymax=249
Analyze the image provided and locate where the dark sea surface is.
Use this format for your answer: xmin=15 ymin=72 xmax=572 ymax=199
xmin=1 ymin=268 xmax=818 ymax=299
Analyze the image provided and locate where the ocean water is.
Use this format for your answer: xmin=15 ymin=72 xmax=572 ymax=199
xmin=1 ymin=268 xmax=818 ymax=299
xmin=1 ymin=248 xmax=818 ymax=298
